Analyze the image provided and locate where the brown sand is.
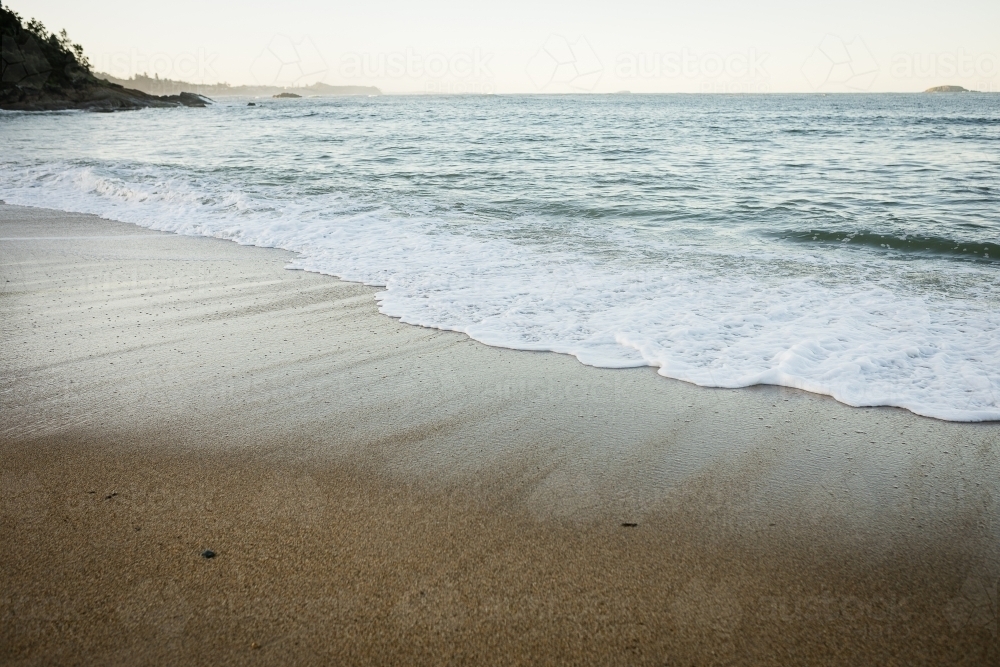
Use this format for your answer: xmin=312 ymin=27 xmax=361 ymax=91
xmin=1 ymin=203 xmax=998 ymax=665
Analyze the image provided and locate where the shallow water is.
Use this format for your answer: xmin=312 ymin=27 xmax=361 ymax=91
xmin=2 ymin=94 xmax=998 ymax=420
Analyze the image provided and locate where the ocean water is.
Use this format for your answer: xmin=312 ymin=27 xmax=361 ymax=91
xmin=2 ymin=94 xmax=998 ymax=421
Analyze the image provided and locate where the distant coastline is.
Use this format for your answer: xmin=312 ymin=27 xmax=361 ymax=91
xmin=924 ymin=85 xmax=970 ymax=93
xmin=94 ymin=73 xmax=382 ymax=98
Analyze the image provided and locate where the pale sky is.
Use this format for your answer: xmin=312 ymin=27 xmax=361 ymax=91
xmin=10 ymin=0 xmax=1000 ymax=93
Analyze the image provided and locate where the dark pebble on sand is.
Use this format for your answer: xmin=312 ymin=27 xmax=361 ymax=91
xmin=202 ymin=549 xmax=216 ymax=559
xmin=621 ymin=522 xmax=638 ymax=528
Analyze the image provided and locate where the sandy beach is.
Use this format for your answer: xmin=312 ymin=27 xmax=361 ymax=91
xmin=1 ymin=202 xmax=998 ymax=665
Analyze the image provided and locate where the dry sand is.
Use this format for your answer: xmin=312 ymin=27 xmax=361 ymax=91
xmin=1 ymin=203 xmax=998 ymax=665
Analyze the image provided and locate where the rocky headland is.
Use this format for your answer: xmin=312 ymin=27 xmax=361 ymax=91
xmin=1 ymin=6 xmax=210 ymax=111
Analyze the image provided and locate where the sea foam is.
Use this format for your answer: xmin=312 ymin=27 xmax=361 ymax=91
xmin=2 ymin=160 xmax=997 ymax=421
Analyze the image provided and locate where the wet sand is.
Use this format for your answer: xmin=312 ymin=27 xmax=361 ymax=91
xmin=2 ymin=203 xmax=998 ymax=665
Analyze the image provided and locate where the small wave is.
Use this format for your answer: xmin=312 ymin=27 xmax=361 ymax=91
xmin=913 ymin=115 xmax=1000 ymax=126
xmin=783 ymin=229 xmax=1000 ymax=261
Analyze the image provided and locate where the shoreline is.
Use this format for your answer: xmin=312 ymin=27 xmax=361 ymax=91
xmin=3 ymin=194 xmax=993 ymax=425
xmin=2 ymin=203 xmax=999 ymax=664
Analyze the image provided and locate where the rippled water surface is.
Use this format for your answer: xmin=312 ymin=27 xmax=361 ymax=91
xmin=2 ymin=94 xmax=998 ymax=419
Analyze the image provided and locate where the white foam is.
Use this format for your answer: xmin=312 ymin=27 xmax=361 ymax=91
xmin=2 ymin=162 xmax=999 ymax=421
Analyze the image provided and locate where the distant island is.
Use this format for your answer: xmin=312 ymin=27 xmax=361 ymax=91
xmin=1 ymin=6 xmax=210 ymax=110
xmin=94 ymin=73 xmax=382 ymax=98
xmin=924 ymin=85 xmax=969 ymax=93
